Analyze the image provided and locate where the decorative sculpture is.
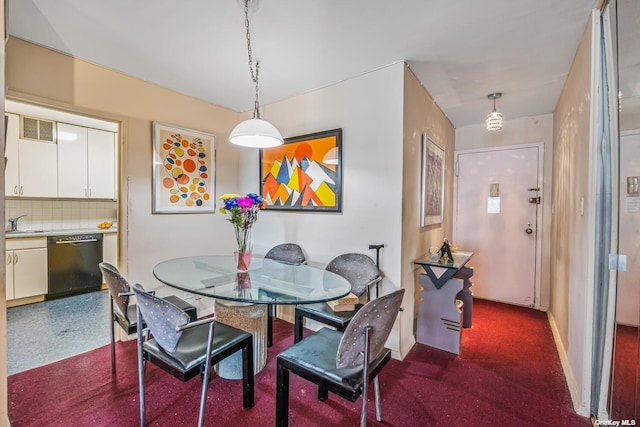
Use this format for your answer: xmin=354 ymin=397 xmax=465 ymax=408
xmin=439 ymin=238 xmax=454 ymax=263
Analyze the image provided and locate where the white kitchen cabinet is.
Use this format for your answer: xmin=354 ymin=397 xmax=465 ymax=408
xmin=88 ymin=128 xmax=116 ymax=199
xmin=5 ymin=238 xmax=48 ymax=301
xmin=57 ymin=123 xmax=116 ymax=199
xmin=5 ymin=113 xmax=58 ymax=198
xmin=5 ymin=113 xmax=20 ymax=196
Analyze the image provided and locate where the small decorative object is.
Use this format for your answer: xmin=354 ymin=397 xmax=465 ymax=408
xmin=219 ymin=193 xmax=266 ymax=271
xmin=439 ymin=238 xmax=454 ymax=264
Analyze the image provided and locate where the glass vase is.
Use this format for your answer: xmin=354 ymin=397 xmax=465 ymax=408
xmin=234 ymin=225 xmax=253 ymax=272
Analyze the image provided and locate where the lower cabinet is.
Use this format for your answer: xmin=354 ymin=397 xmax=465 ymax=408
xmin=6 ymin=238 xmax=48 ymax=301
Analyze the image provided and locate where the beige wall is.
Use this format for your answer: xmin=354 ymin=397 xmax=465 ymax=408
xmin=241 ymin=62 xmax=407 ymax=355
xmin=402 ymin=65 xmax=455 ymax=357
xmin=550 ymin=13 xmax=596 ymax=415
xmin=455 ymin=114 xmax=554 ymax=309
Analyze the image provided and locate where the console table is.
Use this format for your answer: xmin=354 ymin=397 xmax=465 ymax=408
xmin=413 ymin=251 xmax=474 ymax=355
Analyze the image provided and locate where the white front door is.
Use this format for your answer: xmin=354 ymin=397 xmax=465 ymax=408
xmin=453 ymin=144 xmax=542 ymax=307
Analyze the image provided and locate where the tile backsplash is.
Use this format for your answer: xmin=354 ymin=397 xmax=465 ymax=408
xmin=5 ymin=199 xmax=117 ymax=231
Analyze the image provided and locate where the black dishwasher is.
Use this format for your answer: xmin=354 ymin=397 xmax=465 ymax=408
xmin=47 ymin=234 xmax=103 ymax=299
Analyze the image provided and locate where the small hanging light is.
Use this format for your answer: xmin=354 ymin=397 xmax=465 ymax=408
xmin=229 ymin=0 xmax=283 ymax=148
xmin=486 ymin=92 xmax=503 ymax=132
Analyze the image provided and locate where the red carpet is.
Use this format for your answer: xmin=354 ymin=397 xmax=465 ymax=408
xmin=610 ymin=324 xmax=639 ymax=419
xmin=8 ymin=299 xmax=590 ymax=426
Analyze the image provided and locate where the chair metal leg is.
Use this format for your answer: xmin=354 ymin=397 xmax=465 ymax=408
xmin=242 ymin=337 xmax=255 ymax=409
xmin=374 ymin=376 xmax=382 ymax=421
xmin=360 ymin=327 xmax=372 ymax=427
xmin=318 ymin=386 xmax=328 ymax=401
xmin=197 ymin=322 xmax=215 ymax=427
xmin=136 ymin=308 xmax=146 ymax=427
xmin=109 ymin=297 xmax=116 ymax=374
xmin=276 ymin=361 xmax=290 ymax=427
xmin=294 ymin=310 xmax=304 ymax=343
xmin=267 ymin=303 xmax=274 ymax=347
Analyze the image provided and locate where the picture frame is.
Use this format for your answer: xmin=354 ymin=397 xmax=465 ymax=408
xmin=420 ymin=134 xmax=445 ymax=226
xmin=260 ymin=128 xmax=342 ymax=212
xmin=152 ymin=122 xmax=216 ymax=214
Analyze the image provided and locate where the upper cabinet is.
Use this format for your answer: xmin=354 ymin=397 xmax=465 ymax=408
xmin=57 ymin=123 xmax=117 ymax=199
xmin=5 ymin=112 xmax=117 ymax=200
xmin=5 ymin=113 xmax=58 ymax=198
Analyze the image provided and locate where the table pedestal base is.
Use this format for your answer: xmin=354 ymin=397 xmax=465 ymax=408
xmin=417 ymin=274 xmax=463 ymax=355
xmin=214 ymin=300 xmax=267 ymax=379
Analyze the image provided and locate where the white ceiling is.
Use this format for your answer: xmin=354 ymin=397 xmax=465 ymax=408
xmin=7 ymin=0 xmax=598 ymax=128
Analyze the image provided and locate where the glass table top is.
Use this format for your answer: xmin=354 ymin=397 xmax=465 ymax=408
xmin=413 ymin=251 xmax=474 ymax=270
xmin=153 ymin=255 xmax=352 ymax=305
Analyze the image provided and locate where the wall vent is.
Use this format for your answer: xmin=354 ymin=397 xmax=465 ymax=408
xmin=20 ymin=116 xmax=56 ymax=143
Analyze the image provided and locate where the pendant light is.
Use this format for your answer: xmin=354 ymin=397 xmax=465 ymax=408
xmin=486 ymin=92 xmax=503 ymax=132
xmin=229 ymin=0 xmax=283 ymax=148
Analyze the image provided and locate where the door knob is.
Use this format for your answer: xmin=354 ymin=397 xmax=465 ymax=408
xmin=525 ymin=227 xmax=533 ymax=235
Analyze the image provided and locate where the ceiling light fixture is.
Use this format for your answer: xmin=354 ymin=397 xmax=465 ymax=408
xmin=229 ymin=0 xmax=283 ymax=148
xmin=486 ymin=92 xmax=503 ymax=132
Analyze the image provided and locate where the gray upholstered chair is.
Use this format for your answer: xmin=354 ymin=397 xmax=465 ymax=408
xmin=133 ymin=283 xmax=254 ymax=427
xmin=99 ymin=262 xmax=197 ymax=373
xmin=99 ymin=262 xmax=139 ymax=374
xmin=294 ymin=253 xmax=381 ymax=343
xmin=276 ymin=288 xmax=405 ymax=427
xmin=264 ymin=243 xmax=307 ymax=346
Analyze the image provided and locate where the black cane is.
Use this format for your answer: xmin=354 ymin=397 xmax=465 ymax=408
xmin=368 ymin=244 xmax=384 ymax=298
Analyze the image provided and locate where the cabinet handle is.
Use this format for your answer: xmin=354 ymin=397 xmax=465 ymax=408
xmin=7 ymin=253 xmax=11 ymax=264
xmin=13 ymin=185 xmax=17 ymax=195
xmin=19 ymin=186 xmax=23 ymax=195
xmin=14 ymin=253 xmax=18 ymax=264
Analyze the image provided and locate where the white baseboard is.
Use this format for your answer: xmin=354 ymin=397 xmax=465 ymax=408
xmin=547 ymin=310 xmax=589 ymax=416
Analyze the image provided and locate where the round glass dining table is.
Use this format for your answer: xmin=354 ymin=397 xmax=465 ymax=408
xmin=153 ymin=255 xmax=352 ymax=305
xmin=154 ymin=255 xmax=352 ymax=378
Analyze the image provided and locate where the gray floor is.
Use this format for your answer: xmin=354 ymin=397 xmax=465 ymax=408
xmin=7 ymin=290 xmax=110 ymax=375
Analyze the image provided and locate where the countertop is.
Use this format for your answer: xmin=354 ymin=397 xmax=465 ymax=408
xmin=5 ymin=227 xmax=118 ymax=239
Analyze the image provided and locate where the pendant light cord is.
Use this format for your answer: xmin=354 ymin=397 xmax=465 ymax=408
xmin=244 ymin=0 xmax=261 ymax=119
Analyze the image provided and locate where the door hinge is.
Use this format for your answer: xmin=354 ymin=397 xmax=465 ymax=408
xmin=528 ymin=196 xmax=541 ymax=204
xmin=609 ymin=254 xmax=627 ymax=271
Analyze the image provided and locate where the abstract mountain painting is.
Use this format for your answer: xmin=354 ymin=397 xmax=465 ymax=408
xmin=260 ymin=129 xmax=342 ymax=212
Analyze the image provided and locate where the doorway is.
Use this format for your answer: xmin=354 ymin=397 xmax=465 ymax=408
xmin=453 ymin=143 xmax=543 ymax=307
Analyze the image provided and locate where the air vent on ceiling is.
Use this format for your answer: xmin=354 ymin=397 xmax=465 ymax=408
xmin=20 ymin=116 xmax=56 ymax=143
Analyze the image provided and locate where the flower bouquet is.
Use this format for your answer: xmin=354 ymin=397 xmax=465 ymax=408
xmin=219 ymin=193 xmax=266 ymax=271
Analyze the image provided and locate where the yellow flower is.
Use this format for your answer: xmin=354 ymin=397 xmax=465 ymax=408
xmin=219 ymin=207 xmax=227 ymax=214
xmin=220 ymin=193 xmax=240 ymax=200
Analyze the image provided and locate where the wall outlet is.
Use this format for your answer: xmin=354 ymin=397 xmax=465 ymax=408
xmin=183 ymin=292 xmax=194 ymax=300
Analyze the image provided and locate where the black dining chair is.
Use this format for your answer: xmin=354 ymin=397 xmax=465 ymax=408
xmin=99 ymin=262 xmax=197 ymax=373
xmin=133 ymin=283 xmax=254 ymax=427
xmin=276 ymin=288 xmax=405 ymax=427
xmin=294 ymin=253 xmax=381 ymax=343
xmin=264 ymin=243 xmax=307 ymax=346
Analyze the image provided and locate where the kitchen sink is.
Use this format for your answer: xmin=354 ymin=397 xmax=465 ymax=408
xmin=6 ymin=230 xmax=47 ymax=235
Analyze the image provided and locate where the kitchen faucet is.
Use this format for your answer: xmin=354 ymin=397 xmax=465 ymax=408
xmin=7 ymin=215 xmax=27 ymax=232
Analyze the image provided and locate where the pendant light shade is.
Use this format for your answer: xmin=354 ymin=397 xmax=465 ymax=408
xmin=229 ymin=0 xmax=283 ymax=148
xmin=229 ymin=118 xmax=284 ymax=148
xmin=486 ymin=92 xmax=503 ymax=132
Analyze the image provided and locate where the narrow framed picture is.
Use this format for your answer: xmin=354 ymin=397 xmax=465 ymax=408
xmin=152 ymin=122 xmax=216 ymax=214
xmin=421 ymin=134 xmax=445 ymax=226
xmin=260 ymin=128 xmax=342 ymax=212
